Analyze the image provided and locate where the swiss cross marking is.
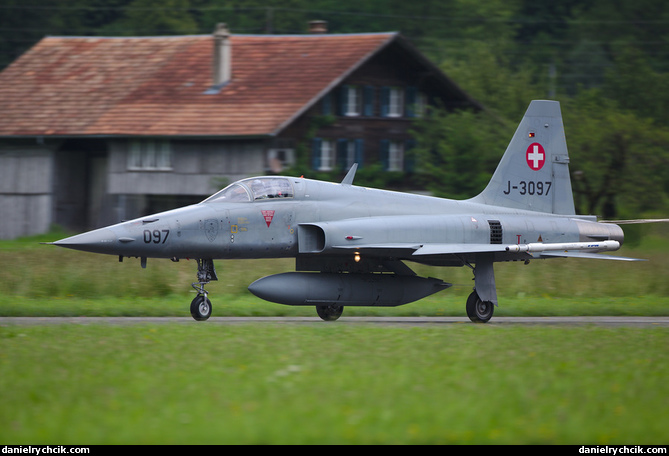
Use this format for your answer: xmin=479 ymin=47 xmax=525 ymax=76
xmin=261 ymin=210 xmax=275 ymax=227
xmin=526 ymin=142 xmax=545 ymax=171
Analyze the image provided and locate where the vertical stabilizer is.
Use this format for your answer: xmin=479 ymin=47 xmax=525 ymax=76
xmin=469 ymin=100 xmax=575 ymax=215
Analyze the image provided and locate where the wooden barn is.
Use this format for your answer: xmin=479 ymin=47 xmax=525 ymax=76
xmin=0 ymin=23 xmax=480 ymax=239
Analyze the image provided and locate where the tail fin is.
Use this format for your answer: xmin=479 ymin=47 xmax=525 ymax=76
xmin=470 ymin=100 xmax=575 ymax=215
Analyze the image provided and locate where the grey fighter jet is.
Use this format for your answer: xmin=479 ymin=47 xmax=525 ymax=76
xmin=51 ymin=100 xmax=642 ymax=323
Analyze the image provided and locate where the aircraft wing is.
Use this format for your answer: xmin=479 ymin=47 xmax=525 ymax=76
xmin=332 ymin=243 xmax=514 ymax=257
xmin=411 ymin=244 xmax=510 ymax=256
xmin=331 ymin=243 xmax=423 ymax=257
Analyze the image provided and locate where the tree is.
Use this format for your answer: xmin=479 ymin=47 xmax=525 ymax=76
xmin=602 ymin=47 xmax=669 ymax=124
xmin=111 ymin=0 xmax=198 ymax=35
xmin=563 ymin=90 xmax=669 ymax=218
xmin=410 ymin=108 xmax=511 ymax=199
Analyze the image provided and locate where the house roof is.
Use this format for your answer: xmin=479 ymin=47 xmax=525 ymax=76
xmin=0 ymin=32 xmax=473 ymax=138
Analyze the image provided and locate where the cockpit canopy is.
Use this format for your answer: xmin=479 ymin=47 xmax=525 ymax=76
xmin=203 ymin=177 xmax=294 ymax=203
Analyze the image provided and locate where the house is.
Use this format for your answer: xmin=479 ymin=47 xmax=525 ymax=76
xmin=0 ymin=22 xmax=480 ymax=239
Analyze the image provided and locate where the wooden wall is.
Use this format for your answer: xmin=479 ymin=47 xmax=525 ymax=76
xmin=0 ymin=145 xmax=54 ymax=239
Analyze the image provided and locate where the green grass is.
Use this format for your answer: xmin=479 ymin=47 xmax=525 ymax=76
xmin=1 ymin=323 xmax=667 ymax=444
xmin=1 ymin=294 xmax=668 ymax=318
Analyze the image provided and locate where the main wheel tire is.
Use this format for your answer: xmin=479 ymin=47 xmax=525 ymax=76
xmin=316 ymin=305 xmax=344 ymax=321
xmin=466 ymin=290 xmax=494 ymax=323
xmin=190 ymin=295 xmax=212 ymax=321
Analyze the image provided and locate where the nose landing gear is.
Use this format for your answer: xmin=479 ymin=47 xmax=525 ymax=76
xmin=190 ymin=259 xmax=217 ymax=321
xmin=190 ymin=293 xmax=212 ymax=321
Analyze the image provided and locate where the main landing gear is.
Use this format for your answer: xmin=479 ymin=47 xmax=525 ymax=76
xmin=190 ymin=259 xmax=217 ymax=321
xmin=466 ymin=290 xmax=494 ymax=323
xmin=316 ymin=304 xmax=344 ymax=321
xmin=463 ymin=255 xmax=496 ymax=323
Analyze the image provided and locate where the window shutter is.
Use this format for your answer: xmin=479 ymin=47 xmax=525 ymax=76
xmin=312 ymin=138 xmax=322 ymax=170
xmin=379 ymin=139 xmax=390 ymax=170
xmin=363 ymin=86 xmax=374 ymax=116
xmin=337 ymin=139 xmax=348 ymax=170
xmin=322 ymin=93 xmax=332 ymax=115
xmin=339 ymin=85 xmax=349 ymax=116
xmin=355 ymin=139 xmax=364 ymax=168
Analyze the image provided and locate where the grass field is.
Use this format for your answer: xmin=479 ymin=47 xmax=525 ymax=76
xmin=1 ymin=323 xmax=667 ymax=444
xmin=0 ymin=226 xmax=668 ymax=444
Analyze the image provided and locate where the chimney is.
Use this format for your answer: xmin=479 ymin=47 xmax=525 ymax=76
xmin=308 ymin=20 xmax=328 ymax=34
xmin=213 ymin=23 xmax=231 ymax=86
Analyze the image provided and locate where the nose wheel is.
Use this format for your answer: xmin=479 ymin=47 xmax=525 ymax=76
xmin=190 ymin=259 xmax=217 ymax=321
xmin=190 ymin=294 xmax=212 ymax=321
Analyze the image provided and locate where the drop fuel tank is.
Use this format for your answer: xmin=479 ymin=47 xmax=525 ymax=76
xmin=248 ymin=272 xmax=451 ymax=307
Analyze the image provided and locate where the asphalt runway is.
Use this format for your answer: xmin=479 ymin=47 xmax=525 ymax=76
xmin=1 ymin=316 xmax=668 ymax=327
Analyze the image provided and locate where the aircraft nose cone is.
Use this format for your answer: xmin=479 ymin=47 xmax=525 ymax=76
xmin=53 ymin=228 xmax=118 ymax=254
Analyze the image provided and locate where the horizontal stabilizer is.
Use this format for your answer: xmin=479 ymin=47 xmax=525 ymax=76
xmin=539 ymin=251 xmax=646 ymax=261
xmin=602 ymin=218 xmax=669 ymax=225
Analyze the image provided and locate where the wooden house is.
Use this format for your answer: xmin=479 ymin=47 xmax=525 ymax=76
xmin=0 ymin=23 xmax=480 ymax=239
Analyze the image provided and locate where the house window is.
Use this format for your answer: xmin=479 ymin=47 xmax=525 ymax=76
xmin=267 ymin=138 xmax=295 ymax=173
xmin=415 ymin=92 xmax=428 ymax=117
xmin=406 ymin=87 xmax=428 ymax=118
xmin=267 ymin=148 xmax=294 ymax=173
xmin=387 ymin=87 xmax=404 ymax=117
xmin=312 ymin=138 xmax=335 ymax=171
xmin=337 ymin=139 xmax=364 ymax=169
xmin=388 ymin=140 xmax=404 ymax=171
xmin=341 ymin=85 xmax=362 ymax=117
xmin=381 ymin=86 xmax=405 ymax=118
xmin=380 ymin=139 xmax=405 ymax=171
xmin=128 ymin=140 xmax=172 ymax=170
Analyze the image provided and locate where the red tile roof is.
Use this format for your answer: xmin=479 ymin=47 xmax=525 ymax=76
xmin=0 ymin=33 xmax=397 ymax=137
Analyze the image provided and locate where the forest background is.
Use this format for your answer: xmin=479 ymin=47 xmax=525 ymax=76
xmin=1 ymin=0 xmax=668 ymax=220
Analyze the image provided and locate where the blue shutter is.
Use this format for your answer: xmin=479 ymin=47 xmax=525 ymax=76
xmin=379 ymin=139 xmax=390 ymax=170
xmin=312 ymin=138 xmax=322 ymax=170
xmin=339 ymin=85 xmax=348 ymax=116
xmin=380 ymin=87 xmax=390 ymax=117
xmin=405 ymin=86 xmax=417 ymax=117
xmin=322 ymin=93 xmax=332 ymax=115
xmin=355 ymin=139 xmax=364 ymax=168
xmin=337 ymin=139 xmax=348 ymax=170
xmin=363 ymin=86 xmax=374 ymax=116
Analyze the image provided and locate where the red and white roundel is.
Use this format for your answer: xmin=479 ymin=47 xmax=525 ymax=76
xmin=526 ymin=142 xmax=545 ymax=171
